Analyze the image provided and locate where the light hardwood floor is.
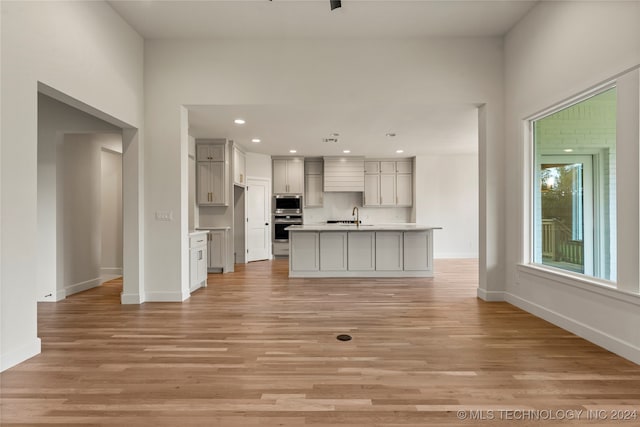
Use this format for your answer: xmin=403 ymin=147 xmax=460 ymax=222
xmin=2 ymin=259 xmax=640 ymax=426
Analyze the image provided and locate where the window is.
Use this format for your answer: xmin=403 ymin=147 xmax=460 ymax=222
xmin=532 ymin=88 xmax=617 ymax=282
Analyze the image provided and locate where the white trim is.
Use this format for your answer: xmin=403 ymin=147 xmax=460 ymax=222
xmin=476 ymin=288 xmax=505 ymax=302
xmin=505 ymin=292 xmax=640 ymax=365
xmin=101 ymin=267 xmax=123 ymax=275
xmin=0 ymin=338 xmax=41 ymax=372
xmin=121 ymin=292 xmax=144 ymax=304
xmin=517 ymin=264 xmax=640 ymax=306
xmin=65 ymin=277 xmax=102 ymax=296
xmin=144 ymin=291 xmax=190 ymax=302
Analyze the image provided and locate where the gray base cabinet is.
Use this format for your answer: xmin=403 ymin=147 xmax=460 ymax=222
xmin=320 ymin=232 xmax=348 ymax=271
xmin=404 ymin=231 xmax=432 ymax=271
xmin=375 ymin=231 xmax=403 ymax=271
xmin=290 ymin=232 xmax=319 ymax=271
xmin=347 ymin=232 xmax=375 ymax=271
xmin=289 ymin=228 xmax=436 ymax=278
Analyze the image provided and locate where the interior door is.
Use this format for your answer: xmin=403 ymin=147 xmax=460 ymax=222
xmin=247 ymin=178 xmax=270 ymax=261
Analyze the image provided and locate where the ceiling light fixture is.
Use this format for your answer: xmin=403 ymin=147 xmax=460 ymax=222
xmin=234 ymin=118 xmax=246 ymax=125
xmin=343 ymin=150 xmax=351 ymax=154
xmin=289 ymin=149 xmax=297 ymax=154
xmin=396 ymin=149 xmax=404 ymax=154
xmin=251 ymin=138 xmax=261 ymax=143
xmin=563 ymin=148 xmax=574 ymax=152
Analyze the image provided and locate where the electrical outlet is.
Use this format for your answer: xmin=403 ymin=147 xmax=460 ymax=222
xmin=155 ymin=211 xmax=173 ymax=221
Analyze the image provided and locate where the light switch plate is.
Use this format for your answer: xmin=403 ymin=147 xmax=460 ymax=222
xmin=155 ymin=211 xmax=173 ymax=221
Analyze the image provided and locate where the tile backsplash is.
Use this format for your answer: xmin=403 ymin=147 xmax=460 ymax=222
xmin=303 ymin=192 xmax=411 ymax=224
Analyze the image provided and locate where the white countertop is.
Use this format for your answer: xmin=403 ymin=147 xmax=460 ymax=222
xmin=189 ymin=230 xmax=209 ymax=236
xmin=196 ymin=226 xmax=231 ymax=230
xmin=286 ymin=223 xmax=442 ymax=231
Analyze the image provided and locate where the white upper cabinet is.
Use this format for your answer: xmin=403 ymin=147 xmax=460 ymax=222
xmin=273 ymin=157 xmax=304 ymax=194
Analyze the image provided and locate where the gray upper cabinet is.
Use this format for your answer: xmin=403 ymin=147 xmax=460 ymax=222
xmin=273 ymin=157 xmax=304 ymax=194
xmin=197 ymin=142 xmax=228 ymax=206
xmin=363 ymin=159 xmax=413 ymax=207
xmin=304 ymin=159 xmax=324 ymax=207
xmin=197 ymin=144 xmax=225 ymax=162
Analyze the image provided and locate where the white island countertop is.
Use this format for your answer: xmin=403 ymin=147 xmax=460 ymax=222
xmin=286 ymin=223 xmax=442 ymax=231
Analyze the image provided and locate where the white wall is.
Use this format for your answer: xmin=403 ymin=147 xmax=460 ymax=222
xmin=415 ymin=154 xmax=479 ymax=258
xmin=60 ymin=135 xmax=102 ymax=295
xmin=101 ymin=148 xmax=123 ymax=278
xmin=1 ymin=1 xmax=143 ymax=371
xmin=504 ymin=1 xmax=640 ymax=362
xmin=145 ymin=38 xmax=505 ymax=302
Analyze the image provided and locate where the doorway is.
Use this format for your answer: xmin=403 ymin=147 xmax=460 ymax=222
xmin=233 ymin=185 xmax=247 ymax=264
xmin=247 ymin=177 xmax=271 ymax=262
xmin=36 ymin=87 xmax=141 ymax=304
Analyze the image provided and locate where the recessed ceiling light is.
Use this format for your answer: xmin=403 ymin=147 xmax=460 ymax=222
xmin=386 ymin=132 xmax=396 ymax=138
xmin=251 ymin=138 xmax=261 ymax=143
xmin=289 ymin=149 xmax=297 ymax=154
xmin=234 ymin=118 xmax=246 ymax=125
xmin=563 ymin=148 xmax=573 ymax=152
xmin=396 ymin=149 xmax=404 ymax=154
xmin=343 ymin=150 xmax=351 ymax=154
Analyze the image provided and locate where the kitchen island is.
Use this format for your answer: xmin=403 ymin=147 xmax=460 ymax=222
xmin=286 ymin=224 xmax=441 ymax=278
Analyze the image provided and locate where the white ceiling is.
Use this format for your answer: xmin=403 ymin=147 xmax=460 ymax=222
xmin=109 ymin=1 xmax=536 ymax=156
xmin=108 ymin=0 xmax=537 ymax=40
xmin=188 ymin=104 xmax=479 ymax=156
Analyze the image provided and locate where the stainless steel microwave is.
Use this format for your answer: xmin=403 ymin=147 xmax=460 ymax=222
xmin=273 ymin=194 xmax=302 ymax=214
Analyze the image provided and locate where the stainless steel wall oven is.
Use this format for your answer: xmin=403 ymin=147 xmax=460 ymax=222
xmin=273 ymin=215 xmax=303 ymax=242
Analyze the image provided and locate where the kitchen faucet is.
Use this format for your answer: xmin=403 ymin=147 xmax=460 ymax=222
xmin=352 ymin=206 xmax=359 ymax=227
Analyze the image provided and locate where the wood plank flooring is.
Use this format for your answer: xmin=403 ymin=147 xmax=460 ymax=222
xmin=2 ymin=259 xmax=640 ymax=426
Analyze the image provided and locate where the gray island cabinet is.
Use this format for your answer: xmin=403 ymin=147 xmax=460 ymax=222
xmin=286 ymin=224 xmax=441 ymax=278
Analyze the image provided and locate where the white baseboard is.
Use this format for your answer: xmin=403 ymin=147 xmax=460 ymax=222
xmin=100 ymin=274 xmax=122 ymax=284
xmin=505 ymin=292 xmax=640 ymax=365
xmin=65 ymin=277 xmax=102 ymax=296
xmin=477 ymin=288 xmax=505 ymax=301
xmin=144 ymin=291 xmax=190 ymax=302
xmin=121 ymin=292 xmax=144 ymax=304
xmin=101 ymin=267 xmax=123 ymax=275
xmin=1 ymin=338 xmax=41 ymax=372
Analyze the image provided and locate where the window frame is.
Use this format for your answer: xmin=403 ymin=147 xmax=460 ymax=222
xmin=523 ymin=81 xmax=620 ymax=289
